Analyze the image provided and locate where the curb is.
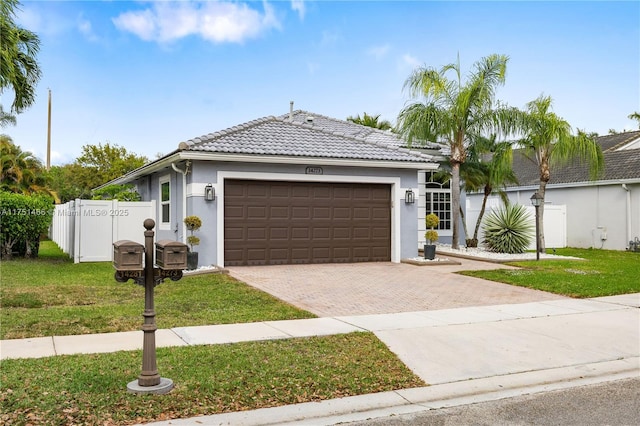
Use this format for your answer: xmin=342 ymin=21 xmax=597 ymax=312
xmin=140 ymin=357 xmax=639 ymax=425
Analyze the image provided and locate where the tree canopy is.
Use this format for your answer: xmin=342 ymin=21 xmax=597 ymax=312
xmin=0 ymin=0 xmax=42 ymax=116
xmin=397 ymin=53 xmax=519 ymax=249
xmin=1 ymin=135 xmax=56 ymax=200
xmin=518 ymin=94 xmax=603 ymax=251
xmin=346 ymin=113 xmax=392 ymax=130
xmin=47 ymin=142 xmax=148 ymax=202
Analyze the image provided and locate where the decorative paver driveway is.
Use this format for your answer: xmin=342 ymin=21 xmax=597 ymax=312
xmin=226 ymin=259 xmax=566 ymax=316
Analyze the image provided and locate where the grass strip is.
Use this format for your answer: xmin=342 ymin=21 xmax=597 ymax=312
xmin=0 ymin=332 xmax=425 ymax=425
xmin=460 ymin=248 xmax=640 ymax=297
xmin=1 ymin=242 xmax=315 ymax=339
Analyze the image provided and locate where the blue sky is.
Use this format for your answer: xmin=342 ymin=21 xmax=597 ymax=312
xmin=4 ymin=0 xmax=639 ymax=165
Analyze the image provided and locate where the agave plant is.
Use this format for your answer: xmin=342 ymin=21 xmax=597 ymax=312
xmin=482 ymin=203 xmax=533 ymax=254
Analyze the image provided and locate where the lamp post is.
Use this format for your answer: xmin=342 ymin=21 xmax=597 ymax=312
xmin=530 ymin=192 xmax=543 ymax=260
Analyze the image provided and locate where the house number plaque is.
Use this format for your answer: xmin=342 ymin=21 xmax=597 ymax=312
xmin=305 ymin=166 xmax=323 ymax=175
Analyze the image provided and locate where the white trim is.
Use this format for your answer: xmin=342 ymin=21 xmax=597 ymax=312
xmin=182 ymin=151 xmax=436 ymax=170
xmin=99 ymin=151 xmax=437 ymax=188
xmin=159 ymin=174 xmax=171 ymax=231
xmin=216 ymin=171 xmax=402 ymax=266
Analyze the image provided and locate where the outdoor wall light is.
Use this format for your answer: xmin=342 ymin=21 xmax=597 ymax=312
xmin=204 ymin=184 xmax=215 ymax=201
xmin=405 ymin=189 xmax=415 ymax=204
xmin=529 ymin=191 xmax=543 ymax=207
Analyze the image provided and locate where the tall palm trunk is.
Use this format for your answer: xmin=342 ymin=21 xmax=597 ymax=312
xmin=471 ymin=185 xmax=492 ymax=246
xmin=451 ymin=162 xmax=461 ymax=249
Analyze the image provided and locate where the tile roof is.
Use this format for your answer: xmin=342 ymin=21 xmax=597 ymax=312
xmin=594 ymin=130 xmax=640 ymax=152
xmin=507 ymin=131 xmax=640 ymax=187
xmin=180 ymin=111 xmax=438 ymax=163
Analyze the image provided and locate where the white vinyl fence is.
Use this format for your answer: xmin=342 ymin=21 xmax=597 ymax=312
xmin=50 ymin=199 xmax=156 ymax=263
xmin=466 ymin=204 xmax=567 ymax=249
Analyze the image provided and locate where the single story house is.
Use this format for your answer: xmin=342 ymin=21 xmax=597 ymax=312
xmin=103 ymin=108 xmax=441 ymax=267
xmin=467 ymin=130 xmax=640 ymax=250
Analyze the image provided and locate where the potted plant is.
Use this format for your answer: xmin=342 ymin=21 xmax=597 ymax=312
xmin=184 ymin=215 xmax=202 ymax=270
xmin=424 ymin=213 xmax=440 ymax=260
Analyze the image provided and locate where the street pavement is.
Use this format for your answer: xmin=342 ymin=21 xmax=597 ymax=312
xmin=344 ymin=377 xmax=640 ymax=425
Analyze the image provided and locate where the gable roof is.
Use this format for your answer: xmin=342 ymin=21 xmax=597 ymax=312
xmin=180 ymin=111 xmax=438 ymax=163
xmin=507 ymin=130 xmax=640 ymax=188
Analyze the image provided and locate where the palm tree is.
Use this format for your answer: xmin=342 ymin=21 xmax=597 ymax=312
xmin=1 ymin=135 xmax=56 ymax=199
xmin=0 ymin=105 xmax=16 ymax=127
xmin=518 ymin=95 xmax=603 ymax=252
xmin=397 ymin=53 xmax=518 ymax=249
xmin=628 ymin=112 xmax=640 ymax=129
xmin=463 ymin=134 xmax=518 ymax=247
xmin=0 ymin=0 xmax=42 ymax=114
xmin=346 ymin=113 xmax=392 ymax=130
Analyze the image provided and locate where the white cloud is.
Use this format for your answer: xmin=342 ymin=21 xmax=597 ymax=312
xmin=291 ymin=0 xmax=306 ymax=20
xmin=77 ymin=14 xmax=99 ymax=42
xmin=367 ymin=44 xmax=391 ymax=61
xmin=113 ymin=1 xmax=281 ymax=44
xmin=402 ymin=53 xmax=420 ymax=68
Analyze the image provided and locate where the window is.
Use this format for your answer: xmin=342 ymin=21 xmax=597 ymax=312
xmin=424 ymin=171 xmax=451 ymax=230
xmin=159 ymin=175 xmax=170 ymax=228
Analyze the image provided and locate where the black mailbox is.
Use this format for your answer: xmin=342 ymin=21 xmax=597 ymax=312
xmin=155 ymin=240 xmax=188 ymax=270
xmin=113 ymin=240 xmax=144 ymax=271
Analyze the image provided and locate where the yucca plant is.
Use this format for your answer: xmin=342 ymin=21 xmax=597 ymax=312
xmin=482 ymin=203 xmax=533 ymax=254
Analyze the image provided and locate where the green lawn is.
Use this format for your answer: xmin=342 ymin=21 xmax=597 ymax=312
xmin=460 ymin=248 xmax=640 ymax=297
xmin=1 ymin=241 xmax=425 ymax=425
xmin=0 ymin=241 xmax=315 ymax=339
xmin=0 ymin=333 xmax=424 ymax=425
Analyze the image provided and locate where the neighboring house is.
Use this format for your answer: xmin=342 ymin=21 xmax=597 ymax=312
xmin=101 ymin=108 xmax=440 ymax=267
xmin=467 ymin=130 xmax=640 ymax=250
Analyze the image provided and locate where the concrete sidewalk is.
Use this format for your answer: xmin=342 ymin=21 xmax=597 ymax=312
xmin=1 ymin=294 xmax=638 ymax=425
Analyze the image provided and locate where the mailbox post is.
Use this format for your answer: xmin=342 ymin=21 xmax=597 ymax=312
xmin=113 ymin=218 xmax=188 ymax=395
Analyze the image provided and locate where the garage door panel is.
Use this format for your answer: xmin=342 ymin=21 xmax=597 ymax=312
xmin=270 ymin=206 xmax=289 ymax=219
xmin=270 ymin=228 xmax=289 ymax=240
xmin=292 ymin=228 xmax=310 ymax=239
xmin=353 ymin=227 xmax=371 ymax=239
xmin=313 ymin=207 xmax=330 ymax=219
xmin=224 ymin=180 xmax=390 ymax=266
xmin=247 ymin=228 xmax=267 ymax=240
xmin=225 ymin=205 xmax=244 ymax=219
xmin=248 ymin=206 xmax=266 ymax=218
xmin=292 ymin=207 xmax=311 ymax=219
xmin=313 ymin=227 xmax=330 ymax=239
xmin=333 ymin=227 xmax=351 ymax=239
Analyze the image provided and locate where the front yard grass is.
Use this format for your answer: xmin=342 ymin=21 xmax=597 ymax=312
xmin=460 ymin=248 xmax=640 ymax=298
xmin=0 ymin=332 xmax=425 ymax=425
xmin=1 ymin=241 xmax=425 ymax=425
xmin=0 ymin=241 xmax=315 ymax=339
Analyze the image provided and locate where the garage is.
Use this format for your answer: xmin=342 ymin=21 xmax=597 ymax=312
xmin=224 ymin=179 xmax=391 ymax=266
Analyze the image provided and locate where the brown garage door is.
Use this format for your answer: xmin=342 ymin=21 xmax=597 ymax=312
xmin=224 ymin=180 xmax=391 ymax=266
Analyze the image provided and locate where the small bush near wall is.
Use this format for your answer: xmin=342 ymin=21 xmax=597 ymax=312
xmin=0 ymin=192 xmax=54 ymax=259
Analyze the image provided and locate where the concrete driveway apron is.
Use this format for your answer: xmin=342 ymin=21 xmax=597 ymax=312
xmin=226 ymin=260 xmax=565 ymax=317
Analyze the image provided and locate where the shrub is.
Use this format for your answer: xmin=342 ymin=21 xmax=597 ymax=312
xmin=425 ymin=230 xmax=439 ymax=244
xmin=425 ymin=213 xmax=439 ymax=245
xmin=425 ymin=213 xmax=440 ymax=229
xmin=482 ymin=203 xmax=533 ymax=254
xmin=184 ymin=215 xmax=202 ymax=251
xmin=0 ymin=192 xmax=54 ymax=259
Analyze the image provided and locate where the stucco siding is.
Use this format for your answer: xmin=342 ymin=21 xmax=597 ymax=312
xmin=467 ymin=182 xmax=639 ymax=251
xmin=140 ymin=160 xmax=420 ymax=267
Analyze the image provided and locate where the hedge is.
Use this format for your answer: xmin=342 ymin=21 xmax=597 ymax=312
xmin=0 ymin=192 xmax=54 ymax=259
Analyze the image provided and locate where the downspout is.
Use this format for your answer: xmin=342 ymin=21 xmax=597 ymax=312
xmin=171 ymin=161 xmax=190 ymax=243
xmin=622 ymin=184 xmax=631 ymax=248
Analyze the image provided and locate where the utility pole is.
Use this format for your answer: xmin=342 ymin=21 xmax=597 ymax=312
xmin=46 ymin=89 xmax=52 ymax=170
